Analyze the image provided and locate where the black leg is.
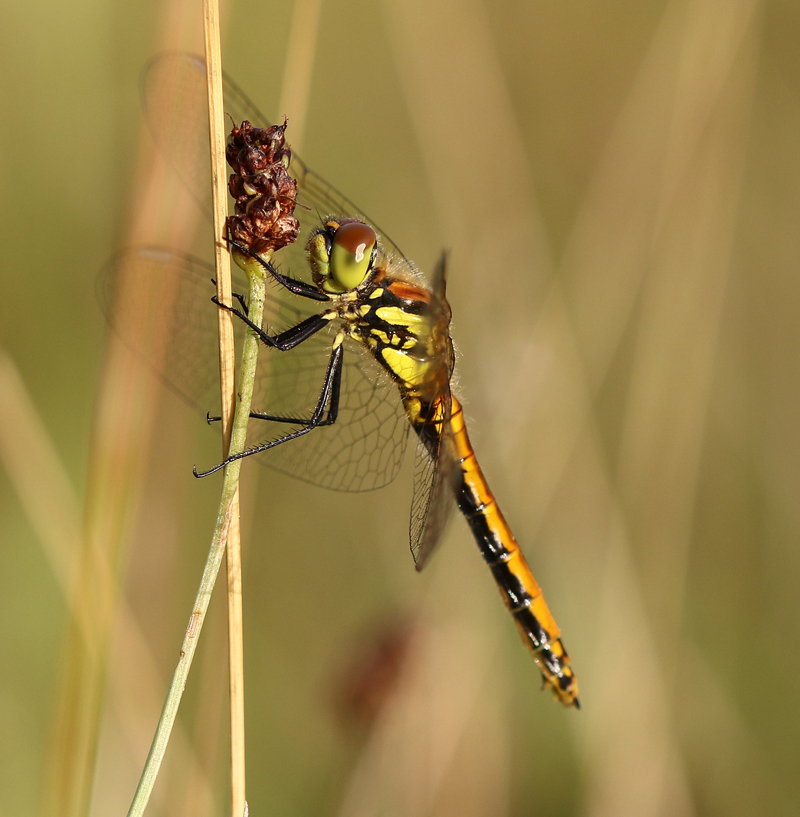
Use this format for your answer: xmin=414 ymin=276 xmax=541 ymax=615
xmin=212 ymin=300 xmax=333 ymax=351
xmin=231 ymin=290 xmax=249 ymax=315
xmin=194 ymin=342 xmax=345 ymax=478
xmin=206 ymin=409 xmax=306 ymax=426
xmin=211 ymin=278 xmax=249 ymax=315
xmin=242 ymin=342 xmax=342 ymax=428
xmin=226 ymin=238 xmax=331 ymax=303
xmin=207 ymin=398 xmax=338 ymax=428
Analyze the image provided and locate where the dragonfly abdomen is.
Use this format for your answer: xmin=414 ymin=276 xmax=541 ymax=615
xmin=449 ymin=397 xmax=580 ymax=708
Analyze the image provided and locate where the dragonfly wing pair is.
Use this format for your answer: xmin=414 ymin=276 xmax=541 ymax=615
xmin=101 ymin=246 xmax=410 ymax=493
xmin=106 ymin=54 xmax=434 ymax=503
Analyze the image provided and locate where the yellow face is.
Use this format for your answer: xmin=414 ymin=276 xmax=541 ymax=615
xmin=307 ymin=219 xmax=378 ymax=293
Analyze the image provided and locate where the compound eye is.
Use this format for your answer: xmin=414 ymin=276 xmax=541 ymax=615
xmin=329 ymin=220 xmax=377 ymax=291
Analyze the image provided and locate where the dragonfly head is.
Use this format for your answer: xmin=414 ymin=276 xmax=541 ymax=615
xmin=308 ymin=218 xmax=378 ymax=294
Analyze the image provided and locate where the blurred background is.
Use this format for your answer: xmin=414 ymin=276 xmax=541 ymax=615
xmin=1 ymin=0 xmax=798 ymax=815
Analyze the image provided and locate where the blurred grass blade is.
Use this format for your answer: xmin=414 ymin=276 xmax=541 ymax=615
xmin=336 ymin=588 xmax=507 ymax=817
xmin=0 ymin=350 xmax=215 ymax=817
xmin=0 ymin=350 xmax=82 ymax=585
xmin=277 ymin=0 xmax=323 ymax=154
xmin=35 ymin=9 xmax=215 ymax=814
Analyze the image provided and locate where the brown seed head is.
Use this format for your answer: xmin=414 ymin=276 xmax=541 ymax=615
xmin=226 ymin=119 xmax=300 ymax=256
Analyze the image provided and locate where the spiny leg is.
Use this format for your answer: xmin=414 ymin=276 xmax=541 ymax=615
xmin=194 ymin=341 xmax=344 ymax=478
xmin=209 ymin=338 xmax=343 ymax=429
xmin=211 ymin=277 xmax=249 ymax=315
xmin=205 ymin=309 xmax=340 ymax=425
xmin=211 ymin=298 xmax=334 ymax=351
xmin=226 ymin=238 xmax=331 ymax=302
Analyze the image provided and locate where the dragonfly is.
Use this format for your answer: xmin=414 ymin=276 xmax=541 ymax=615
xmin=102 ymin=53 xmax=579 ymax=708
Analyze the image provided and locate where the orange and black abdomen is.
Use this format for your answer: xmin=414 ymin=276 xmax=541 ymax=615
xmin=449 ymin=397 xmax=579 ymax=708
xmin=356 ymin=276 xmax=577 ymax=706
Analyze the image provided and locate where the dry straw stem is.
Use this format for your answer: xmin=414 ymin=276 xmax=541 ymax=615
xmin=201 ymin=1 xmax=247 ymax=815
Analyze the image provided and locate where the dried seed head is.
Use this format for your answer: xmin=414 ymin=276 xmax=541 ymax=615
xmin=226 ymin=119 xmax=300 ymax=256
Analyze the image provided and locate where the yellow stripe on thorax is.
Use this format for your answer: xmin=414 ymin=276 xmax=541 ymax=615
xmin=374 ymin=305 xmax=426 ymax=329
xmin=380 ymin=346 xmax=429 ymax=387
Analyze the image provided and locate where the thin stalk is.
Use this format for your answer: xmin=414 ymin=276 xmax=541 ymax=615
xmin=201 ymin=2 xmax=248 ymax=815
xmin=125 ymin=256 xmax=269 ymax=817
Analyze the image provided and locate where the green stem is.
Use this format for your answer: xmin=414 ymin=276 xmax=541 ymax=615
xmin=126 ymin=255 xmax=268 ymax=817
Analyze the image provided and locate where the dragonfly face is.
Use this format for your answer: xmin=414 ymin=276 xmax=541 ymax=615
xmin=102 ymin=53 xmax=579 ymax=707
xmin=308 ymin=218 xmax=379 ymax=293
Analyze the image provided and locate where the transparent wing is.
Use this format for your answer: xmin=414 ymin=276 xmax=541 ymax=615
xmin=409 ymin=396 xmax=458 ymax=571
xmin=137 ymin=53 xmax=454 ymax=550
xmin=409 ymin=254 xmax=457 ymax=568
xmin=141 ymin=52 xmax=411 ymax=284
xmin=100 ymin=247 xmax=409 ymax=492
xmin=248 ymin=320 xmax=410 ymax=493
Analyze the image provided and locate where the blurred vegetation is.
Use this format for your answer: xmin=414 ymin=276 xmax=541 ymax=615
xmin=1 ymin=0 xmax=799 ymax=816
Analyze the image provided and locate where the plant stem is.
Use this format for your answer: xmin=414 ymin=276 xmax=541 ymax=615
xmin=125 ymin=256 xmax=269 ymax=817
xmin=200 ymin=2 xmax=248 ymax=813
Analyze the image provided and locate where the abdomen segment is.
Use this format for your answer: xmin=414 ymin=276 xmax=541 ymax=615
xmin=449 ymin=397 xmax=579 ymax=708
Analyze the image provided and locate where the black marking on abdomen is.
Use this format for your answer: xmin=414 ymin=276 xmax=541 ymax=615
xmin=455 ymin=479 xmax=510 ymax=564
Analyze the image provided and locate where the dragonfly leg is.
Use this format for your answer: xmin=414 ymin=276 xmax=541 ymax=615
xmin=210 ymin=277 xmax=249 ymax=315
xmin=205 ymin=310 xmax=338 ymax=423
xmin=227 ymin=348 xmax=342 ymax=428
xmin=226 ymin=239 xmax=331 ymax=303
xmin=212 ymin=298 xmax=333 ymax=351
xmin=232 ymin=291 xmax=249 ymax=315
xmin=194 ymin=342 xmax=344 ymax=478
xmin=206 ymin=409 xmax=300 ymax=426
xmin=206 ymin=409 xmax=310 ymax=426
xmin=207 ymin=375 xmax=339 ymax=428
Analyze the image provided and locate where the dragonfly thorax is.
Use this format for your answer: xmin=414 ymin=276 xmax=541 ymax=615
xmin=336 ymin=272 xmax=454 ymax=411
